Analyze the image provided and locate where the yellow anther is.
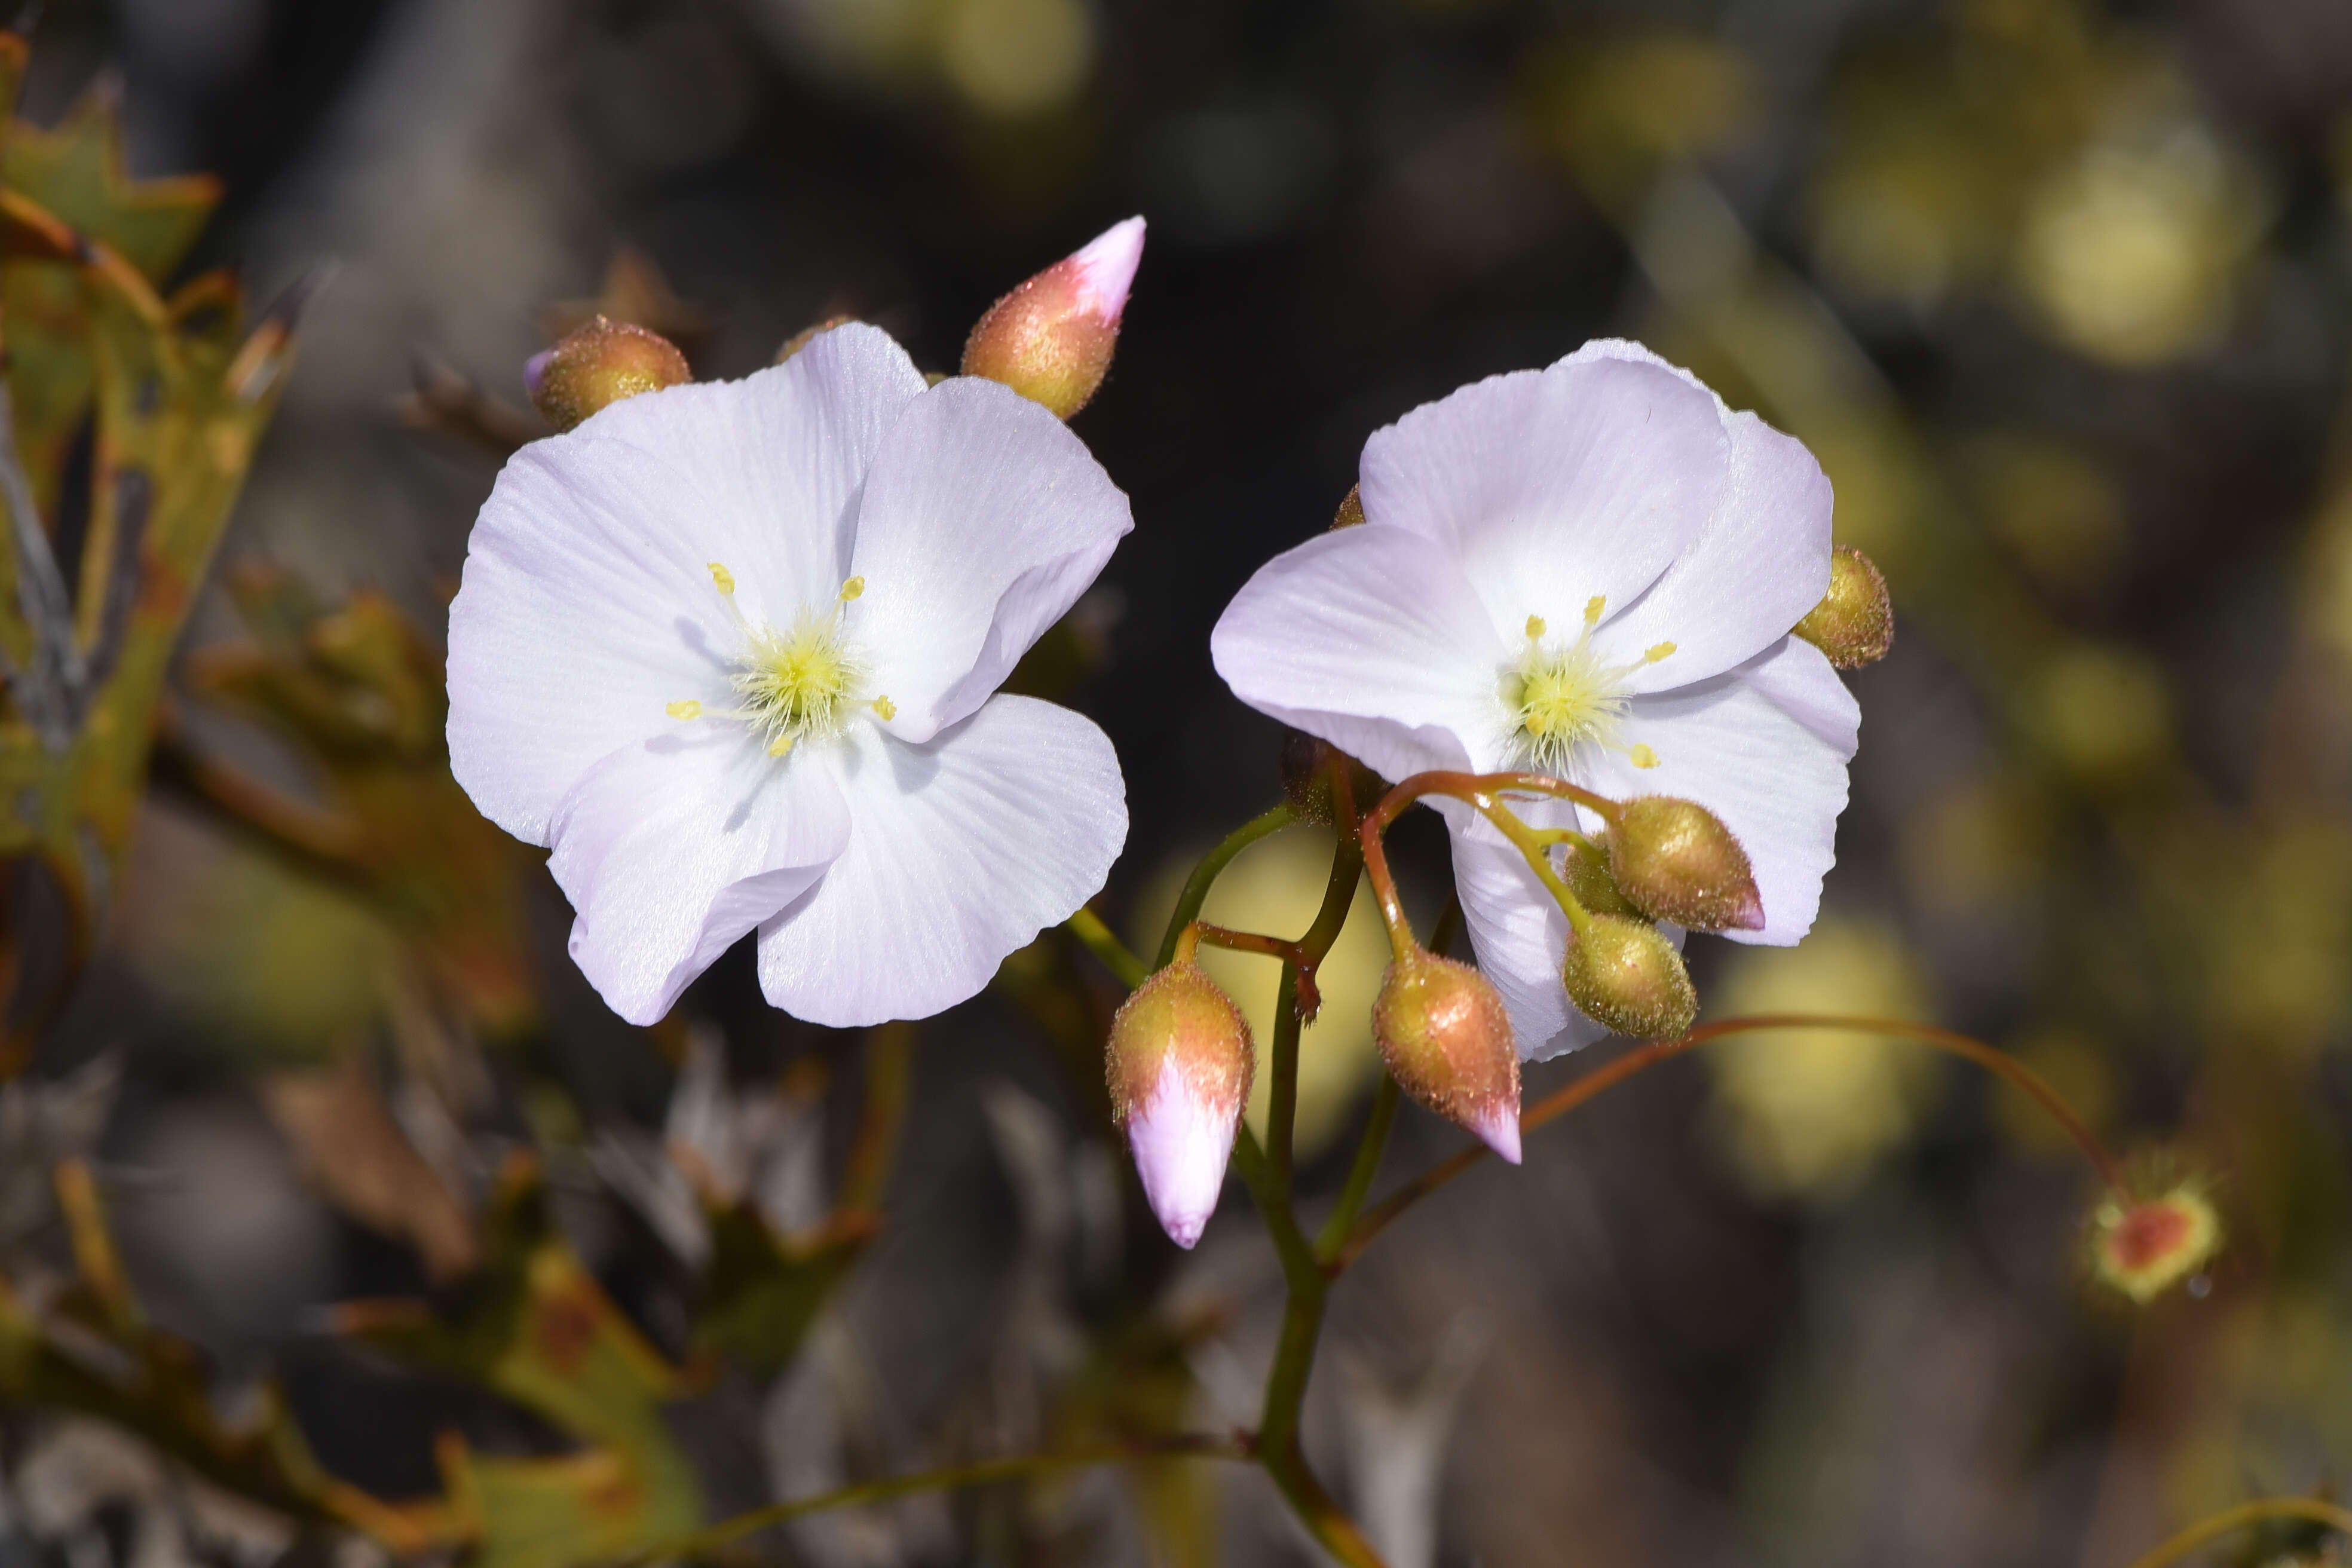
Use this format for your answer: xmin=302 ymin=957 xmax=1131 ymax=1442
xmin=838 ymin=576 xmax=865 ymax=602
xmin=708 ymin=562 xmax=736 ymax=595
xmin=1525 ymin=710 xmax=1551 ymax=736
xmin=768 ymin=734 xmax=796 ymax=758
xmin=1525 ymin=614 xmax=1548 ymax=641
xmin=870 ymin=695 xmax=896 ymax=720
xmin=1630 ymin=743 xmax=1660 ymax=768
xmin=666 ymin=699 xmax=703 ymax=721
xmin=1644 ymin=641 xmax=1676 ymax=663
xmin=1583 ymin=595 xmax=1606 ymax=626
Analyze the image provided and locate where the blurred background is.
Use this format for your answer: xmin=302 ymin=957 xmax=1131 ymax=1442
xmin=14 ymin=0 xmax=2352 ymax=1563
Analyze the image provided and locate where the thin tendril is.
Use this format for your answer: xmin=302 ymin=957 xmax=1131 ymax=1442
xmin=2119 ymin=1496 xmax=2352 ymax=1568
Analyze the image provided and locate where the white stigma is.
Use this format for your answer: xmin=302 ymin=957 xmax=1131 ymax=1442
xmin=1502 ymin=597 xmax=1673 ymax=776
xmin=670 ymin=566 xmax=895 ymax=759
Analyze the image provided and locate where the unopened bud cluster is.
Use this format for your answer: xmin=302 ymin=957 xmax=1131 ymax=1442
xmin=1105 ymin=959 xmax=1253 ymax=1248
xmin=526 ymin=315 xmax=692 ymax=432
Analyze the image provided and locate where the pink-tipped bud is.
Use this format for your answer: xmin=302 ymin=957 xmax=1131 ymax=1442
xmin=2090 ymin=1183 xmax=2222 ymax=1305
xmin=1105 ymin=960 xmax=1252 ymax=1248
xmin=1561 ymin=914 xmax=1697 ymax=1039
xmin=1605 ymin=797 xmax=1765 ymax=933
xmin=1373 ymin=948 xmax=1521 ymax=1162
xmin=961 ymin=216 xmax=1144 ymax=419
xmin=527 ymin=315 xmax=691 ymax=432
xmin=1276 ymin=730 xmax=1387 ymax=826
xmin=1794 ymin=546 xmax=1895 ymax=669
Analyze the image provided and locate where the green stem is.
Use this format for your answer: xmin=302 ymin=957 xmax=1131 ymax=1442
xmin=2120 ymin=1497 xmax=2352 ymax=1568
xmin=1066 ymin=905 xmax=1147 ymax=989
xmin=1156 ymin=803 xmax=1296 ymax=969
xmin=619 ymin=1434 xmax=1248 ymax=1565
xmin=1258 ymin=1441 xmax=1393 ymax=1568
xmin=1315 ymin=1075 xmax=1399 ymax=1262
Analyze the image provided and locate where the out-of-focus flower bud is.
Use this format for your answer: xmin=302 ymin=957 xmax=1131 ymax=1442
xmin=1331 ymin=485 xmax=1365 ymax=528
xmin=1105 ymin=960 xmax=1252 ymax=1248
xmin=1561 ymin=837 xmax=1643 ymax=921
xmin=2090 ymin=1182 xmax=2222 ymax=1305
xmin=526 ymin=315 xmax=691 ymax=432
xmin=1278 ymin=730 xmax=1386 ymax=826
xmin=961 ymin=216 xmax=1145 ymax=419
xmin=1561 ymin=914 xmax=1697 ymax=1039
xmin=1793 ymin=546 xmax=1894 ymax=669
xmin=1373 ymin=947 xmax=1521 ymax=1162
xmin=1606 ymin=797 xmax=1764 ymax=933
xmin=774 ymin=314 xmax=855 ymax=366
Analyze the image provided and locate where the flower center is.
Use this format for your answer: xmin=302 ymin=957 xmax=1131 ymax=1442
xmin=1502 ymin=597 xmax=1673 ymax=776
xmin=667 ymin=564 xmax=896 ymax=758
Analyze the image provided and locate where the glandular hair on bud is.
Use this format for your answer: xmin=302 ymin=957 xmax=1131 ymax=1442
xmin=1561 ymin=914 xmax=1698 ymax=1039
xmin=1374 ymin=948 xmax=1521 ymax=1162
xmin=1794 ymin=545 xmax=1894 ymax=669
xmin=962 ymin=216 xmax=1145 ymax=419
xmin=1606 ymin=797 xmax=1765 ymax=933
xmin=1277 ymin=730 xmax=1387 ymax=826
xmin=1105 ymin=960 xmax=1252 ymax=1248
xmin=1563 ymin=837 xmax=1643 ymax=921
xmin=526 ymin=316 xmax=691 ymax=432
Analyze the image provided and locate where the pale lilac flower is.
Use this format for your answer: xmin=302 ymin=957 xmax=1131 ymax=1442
xmin=448 ymin=324 xmax=1132 ymax=1028
xmin=1125 ymin=1054 xmax=1237 ymax=1248
xmin=1212 ymin=341 xmax=1858 ymax=1059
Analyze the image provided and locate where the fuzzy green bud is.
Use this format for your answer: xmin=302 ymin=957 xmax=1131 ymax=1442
xmin=1793 ymin=546 xmax=1894 ymax=669
xmin=1106 ymin=961 xmax=1253 ymax=1248
xmin=526 ymin=315 xmax=691 ymax=432
xmin=1331 ymin=485 xmax=1365 ymax=528
xmin=1562 ymin=837 xmax=1643 ymax=921
xmin=1561 ymin=914 xmax=1698 ymax=1039
xmin=963 ymin=217 xmax=1144 ymax=419
xmin=1605 ymin=797 xmax=1765 ymax=933
xmin=1374 ymin=947 xmax=1521 ymax=1161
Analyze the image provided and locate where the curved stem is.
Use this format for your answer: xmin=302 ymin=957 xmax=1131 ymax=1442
xmin=1176 ymin=921 xmax=1323 ymax=1019
xmin=1361 ymin=771 xmax=1595 ymax=947
xmin=1259 ymin=1438 xmax=1394 ymax=1568
xmin=1066 ymin=906 xmax=1147 ymax=990
xmin=1336 ymin=1012 xmax=2124 ymax=1268
xmin=2120 ymin=1497 xmax=2352 ymax=1568
xmin=1156 ymin=803 xmax=1296 ymax=969
xmin=621 ymin=1434 xmax=1249 ymax=1564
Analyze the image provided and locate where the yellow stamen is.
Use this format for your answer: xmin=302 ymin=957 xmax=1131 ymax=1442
xmin=1583 ymin=595 xmax=1606 ymax=626
xmin=870 ymin=696 xmax=896 ymax=720
xmin=1644 ymin=641 xmax=1676 ymax=663
xmin=1630 ymin=744 xmax=1659 ymax=768
xmin=666 ymin=700 xmax=702 ymax=720
xmin=838 ymin=576 xmax=865 ymax=602
xmin=709 ymin=562 xmax=736 ymax=595
xmin=1525 ymin=614 xmax=1547 ymax=641
xmin=768 ymin=734 xmax=795 ymax=758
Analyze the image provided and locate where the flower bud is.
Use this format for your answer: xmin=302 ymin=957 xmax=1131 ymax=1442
xmin=1793 ymin=545 xmax=1894 ymax=669
xmin=1561 ymin=837 xmax=1643 ymax=921
xmin=2090 ymin=1183 xmax=2222 ymax=1304
xmin=1373 ymin=947 xmax=1521 ymax=1162
xmin=1277 ymin=731 xmax=1387 ymax=826
xmin=1605 ymin=797 xmax=1765 ymax=933
xmin=1331 ymin=485 xmax=1365 ymax=529
xmin=961 ymin=216 xmax=1146 ymax=419
xmin=1561 ymin=914 xmax=1698 ymax=1039
xmin=1105 ymin=960 xmax=1252 ymax=1248
xmin=526 ymin=316 xmax=691 ymax=432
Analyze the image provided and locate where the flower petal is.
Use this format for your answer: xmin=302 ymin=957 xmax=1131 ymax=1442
xmin=448 ymin=324 xmax=925 ymax=843
xmin=848 ymin=378 xmax=1132 ymax=743
xmin=1211 ymin=525 xmax=1509 ymax=783
xmin=1356 ymin=354 xmax=1728 ymax=645
xmin=549 ymin=730 xmax=852 ymax=1027
xmin=1555 ymin=341 xmax=1833 ymax=691
xmin=1585 ymin=637 xmax=1858 ymax=947
xmin=756 ymin=696 xmax=1128 ymax=1027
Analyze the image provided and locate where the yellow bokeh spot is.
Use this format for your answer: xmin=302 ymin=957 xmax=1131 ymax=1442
xmin=1706 ymin=920 xmax=1935 ymax=1199
xmin=937 ymin=0 xmax=1094 ymax=117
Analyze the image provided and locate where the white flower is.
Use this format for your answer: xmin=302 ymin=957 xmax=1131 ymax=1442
xmin=448 ymin=324 xmax=1132 ymax=1029
xmin=1211 ymin=340 xmax=1858 ymax=1059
